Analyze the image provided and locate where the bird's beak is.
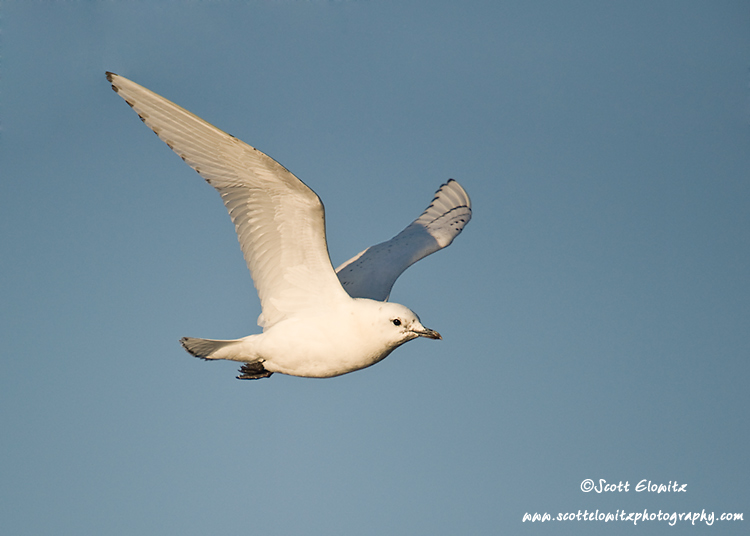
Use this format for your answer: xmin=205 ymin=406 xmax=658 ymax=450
xmin=413 ymin=328 xmax=442 ymax=340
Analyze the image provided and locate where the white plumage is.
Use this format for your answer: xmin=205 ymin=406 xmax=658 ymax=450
xmin=107 ymin=72 xmax=471 ymax=379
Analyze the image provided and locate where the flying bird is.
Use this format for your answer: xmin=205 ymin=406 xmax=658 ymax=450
xmin=106 ymin=72 xmax=471 ymax=379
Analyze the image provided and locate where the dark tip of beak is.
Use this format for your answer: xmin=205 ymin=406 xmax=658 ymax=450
xmin=416 ymin=329 xmax=442 ymax=340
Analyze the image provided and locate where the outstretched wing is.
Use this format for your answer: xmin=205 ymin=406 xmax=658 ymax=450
xmin=336 ymin=179 xmax=471 ymax=301
xmin=107 ymin=72 xmax=349 ymax=328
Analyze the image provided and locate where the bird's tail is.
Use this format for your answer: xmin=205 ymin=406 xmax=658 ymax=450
xmin=180 ymin=336 xmax=273 ymax=380
xmin=180 ymin=336 xmax=247 ymax=361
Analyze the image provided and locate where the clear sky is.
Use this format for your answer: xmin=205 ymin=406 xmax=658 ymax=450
xmin=1 ymin=1 xmax=748 ymax=535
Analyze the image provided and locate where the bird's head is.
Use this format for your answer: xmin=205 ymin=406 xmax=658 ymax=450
xmin=366 ymin=301 xmax=442 ymax=348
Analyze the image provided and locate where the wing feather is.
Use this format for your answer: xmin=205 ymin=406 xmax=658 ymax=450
xmin=336 ymin=179 xmax=471 ymax=301
xmin=107 ymin=72 xmax=349 ymax=328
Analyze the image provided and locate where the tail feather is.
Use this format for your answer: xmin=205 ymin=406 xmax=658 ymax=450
xmin=180 ymin=337 xmax=243 ymax=360
xmin=180 ymin=336 xmax=273 ymax=380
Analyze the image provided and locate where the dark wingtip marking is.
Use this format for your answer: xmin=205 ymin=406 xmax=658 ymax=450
xmin=105 ymin=72 xmax=120 ymax=93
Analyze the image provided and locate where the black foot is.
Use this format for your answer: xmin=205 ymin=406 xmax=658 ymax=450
xmin=237 ymin=362 xmax=273 ymax=380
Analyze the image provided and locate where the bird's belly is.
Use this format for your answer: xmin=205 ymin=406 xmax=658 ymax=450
xmin=270 ymin=350 xmax=392 ymax=378
xmin=257 ymin=318 xmax=394 ymax=378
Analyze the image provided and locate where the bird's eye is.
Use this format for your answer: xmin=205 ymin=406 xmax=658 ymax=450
xmin=392 ymin=319 xmax=401 ymax=326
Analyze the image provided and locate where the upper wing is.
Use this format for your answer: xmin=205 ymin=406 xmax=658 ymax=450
xmin=336 ymin=179 xmax=471 ymax=301
xmin=107 ymin=72 xmax=349 ymax=328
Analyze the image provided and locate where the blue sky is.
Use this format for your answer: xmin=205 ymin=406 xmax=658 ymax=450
xmin=1 ymin=1 xmax=748 ymax=534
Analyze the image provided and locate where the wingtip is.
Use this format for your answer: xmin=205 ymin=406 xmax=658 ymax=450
xmin=105 ymin=71 xmax=119 ymax=92
xmin=438 ymin=179 xmax=471 ymax=209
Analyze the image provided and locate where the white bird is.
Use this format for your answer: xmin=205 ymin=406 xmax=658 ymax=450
xmin=107 ymin=72 xmax=471 ymax=380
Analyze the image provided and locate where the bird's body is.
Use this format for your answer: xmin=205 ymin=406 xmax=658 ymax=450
xmin=183 ymin=300 xmax=438 ymax=378
xmin=107 ymin=72 xmax=470 ymax=380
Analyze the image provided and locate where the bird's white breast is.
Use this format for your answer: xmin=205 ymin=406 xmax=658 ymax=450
xmin=257 ymin=301 xmax=401 ymax=378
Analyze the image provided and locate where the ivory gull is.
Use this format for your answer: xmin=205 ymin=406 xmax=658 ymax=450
xmin=107 ymin=72 xmax=471 ymax=379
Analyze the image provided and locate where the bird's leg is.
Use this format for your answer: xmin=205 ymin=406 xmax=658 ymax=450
xmin=236 ymin=362 xmax=274 ymax=380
